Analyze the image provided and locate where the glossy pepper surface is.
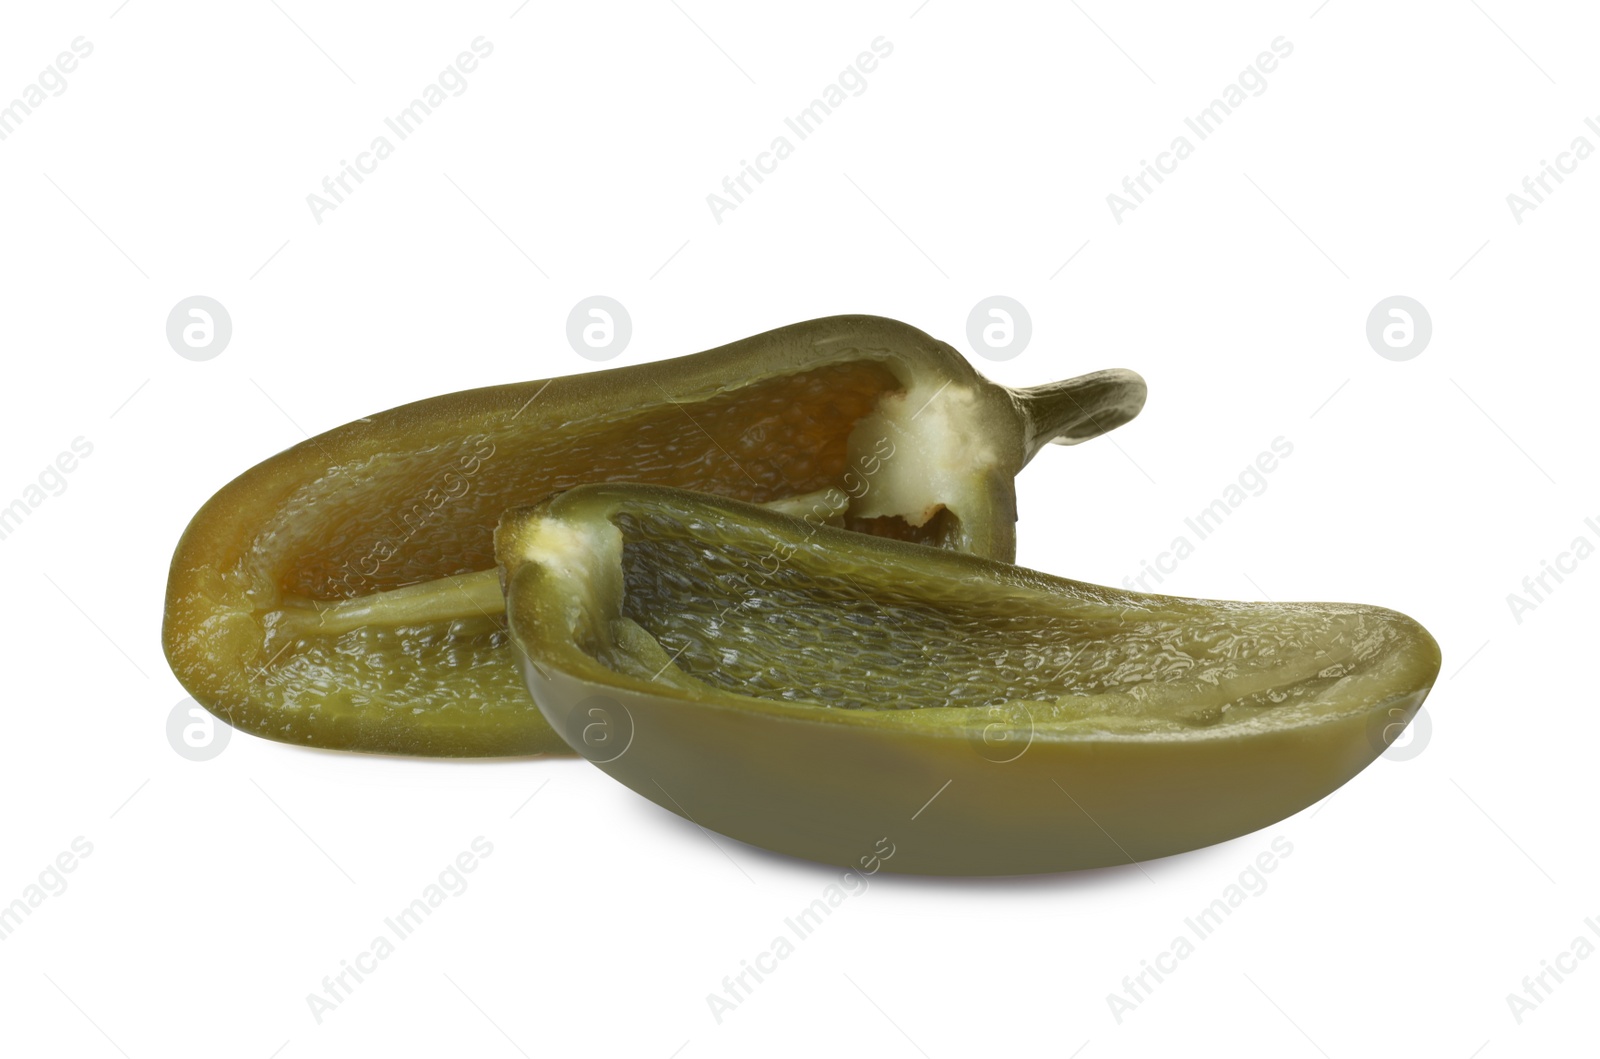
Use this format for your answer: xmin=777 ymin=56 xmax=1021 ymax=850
xmin=163 ymin=316 xmax=1146 ymax=756
xmin=496 ymin=484 xmax=1442 ymax=875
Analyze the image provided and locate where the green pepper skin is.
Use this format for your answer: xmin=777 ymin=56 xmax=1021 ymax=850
xmin=497 ymin=484 xmax=1441 ymax=876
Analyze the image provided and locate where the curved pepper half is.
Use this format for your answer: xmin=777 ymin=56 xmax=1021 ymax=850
xmin=163 ymin=315 xmax=1146 ymax=756
xmin=496 ymin=483 xmax=1441 ymax=875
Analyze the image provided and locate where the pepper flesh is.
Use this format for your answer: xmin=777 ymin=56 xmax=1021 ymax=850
xmin=496 ymin=484 xmax=1442 ymax=875
xmin=162 ymin=315 xmax=1146 ymax=756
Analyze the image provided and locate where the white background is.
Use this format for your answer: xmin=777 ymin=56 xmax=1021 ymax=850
xmin=1 ymin=1 xmax=1594 ymax=1055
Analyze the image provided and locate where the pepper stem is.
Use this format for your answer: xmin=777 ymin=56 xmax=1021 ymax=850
xmin=1016 ymin=368 xmax=1147 ymax=464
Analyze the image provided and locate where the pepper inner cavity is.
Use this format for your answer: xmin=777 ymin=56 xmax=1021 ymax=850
xmin=245 ymin=357 xmax=985 ymax=717
xmin=253 ymin=359 xmax=978 ymax=675
xmin=269 ymin=360 xmax=909 ymax=603
xmin=608 ymin=508 xmax=1399 ymax=730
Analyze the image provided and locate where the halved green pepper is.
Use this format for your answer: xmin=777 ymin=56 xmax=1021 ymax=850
xmin=496 ymin=484 xmax=1441 ymax=875
xmin=163 ymin=315 xmax=1146 ymax=756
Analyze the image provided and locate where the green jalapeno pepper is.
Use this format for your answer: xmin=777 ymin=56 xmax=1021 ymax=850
xmin=163 ymin=315 xmax=1146 ymax=756
xmin=496 ymin=483 xmax=1441 ymax=875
